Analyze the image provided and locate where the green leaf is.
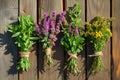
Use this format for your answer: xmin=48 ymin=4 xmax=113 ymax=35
xmin=30 ymin=37 xmax=39 ymax=40
xmin=76 ymin=19 xmax=81 ymax=24
xmin=12 ymin=32 xmax=20 ymax=37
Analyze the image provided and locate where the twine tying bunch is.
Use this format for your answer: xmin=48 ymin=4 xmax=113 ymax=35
xmin=88 ymin=51 xmax=103 ymax=57
xmin=68 ymin=52 xmax=78 ymax=60
xmin=19 ymin=52 xmax=30 ymax=58
xmin=45 ymin=48 xmax=52 ymax=55
xmin=45 ymin=48 xmax=56 ymax=55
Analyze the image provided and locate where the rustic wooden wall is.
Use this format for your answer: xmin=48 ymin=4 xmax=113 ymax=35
xmin=0 ymin=0 xmax=18 ymax=80
xmin=0 ymin=0 xmax=119 ymax=80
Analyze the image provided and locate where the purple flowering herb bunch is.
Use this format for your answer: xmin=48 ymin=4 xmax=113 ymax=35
xmin=34 ymin=11 xmax=66 ymax=66
xmin=34 ymin=11 xmax=65 ymax=49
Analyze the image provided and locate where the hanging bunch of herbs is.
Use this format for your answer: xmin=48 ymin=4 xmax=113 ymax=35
xmin=60 ymin=3 xmax=85 ymax=74
xmin=34 ymin=11 xmax=63 ymax=66
xmin=85 ymin=16 xmax=112 ymax=74
xmin=8 ymin=15 xmax=36 ymax=71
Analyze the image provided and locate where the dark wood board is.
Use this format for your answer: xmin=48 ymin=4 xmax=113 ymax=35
xmin=0 ymin=0 xmax=18 ymax=80
xmin=87 ymin=0 xmax=111 ymax=80
xmin=19 ymin=0 xmax=37 ymax=80
xmin=112 ymin=0 xmax=120 ymax=80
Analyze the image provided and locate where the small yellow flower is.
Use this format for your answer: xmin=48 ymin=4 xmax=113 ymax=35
xmin=106 ymin=28 xmax=110 ymax=32
xmin=106 ymin=28 xmax=112 ymax=36
xmin=94 ymin=31 xmax=103 ymax=38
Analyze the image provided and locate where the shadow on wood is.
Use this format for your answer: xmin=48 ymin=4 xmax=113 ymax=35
xmin=0 ymin=22 xmax=18 ymax=75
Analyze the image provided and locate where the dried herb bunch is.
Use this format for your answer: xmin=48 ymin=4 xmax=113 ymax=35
xmin=85 ymin=16 xmax=112 ymax=74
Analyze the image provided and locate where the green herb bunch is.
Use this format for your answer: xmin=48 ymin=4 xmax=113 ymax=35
xmin=85 ymin=16 xmax=112 ymax=74
xmin=8 ymin=15 xmax=36 ymax=71
xmin=61 ymin=3 xmax=85 ymax=74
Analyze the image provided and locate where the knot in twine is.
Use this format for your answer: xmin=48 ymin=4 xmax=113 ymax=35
xmin=88 ymin=51 xmax=103 ymax=57
xmin=45 ymin=48 xmax=56 ymax=55
xmin=68 ymin=52 xmax=78 ymax=60
xmin=19 ymin=52 xmax=30 ymax=58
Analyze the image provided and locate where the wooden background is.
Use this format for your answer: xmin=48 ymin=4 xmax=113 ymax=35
xmin=0 ymin=0 xmax=119 ymax=80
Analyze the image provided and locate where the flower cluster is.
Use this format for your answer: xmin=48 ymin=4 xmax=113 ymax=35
xmin=85 ymin=16 xmax=112 ymax=52
xmin=85 ymin=16 xmax=112 ymax=74
xmin=35 ymin=11 xmax=65 ymax=49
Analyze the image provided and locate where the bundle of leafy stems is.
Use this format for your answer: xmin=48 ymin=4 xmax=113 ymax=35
xmin=8 ymin=15 xmax=36 ymax=71
xmin=85 ymin=16 xmax=112 ymax=74
xmin=34 ymin=11 xmax=63 ymax=66
xmin=61 ymin=3 xmax=85 ymax=74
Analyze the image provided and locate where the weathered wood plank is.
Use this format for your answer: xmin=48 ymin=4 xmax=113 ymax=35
xmin=38 ymin=0 xmax=64 ymax=80
xmin=19 ymin=0 xmax=37 ymax=80
xmin=65 ymin=0 xmax=85 ymax=80
xmin=0 ymin=0 xmax=18 ymax=80
xmin=87 ymin=0 xmax=111 ymax=80
xmin=112 ymin=0 xmax=120 ymax=80
xmin=19 ymin=0 xmax=37 ymax=22
xmin=38 ymin=0 xmax=63 ymax=23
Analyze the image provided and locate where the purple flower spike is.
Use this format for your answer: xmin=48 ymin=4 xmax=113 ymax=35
xmin=51 ymin=27 xmax=55 ymax=32
xmin=53 ymin=37 xmax=58 ymax=41
xmin=43 ymin=18 xmax=50 ymax=31
xmin=60 ymin=15 xmax=64 ymax=21
xmin=49 ymin=34 xmax=54 ymax=39
xmin=69 ymin=23 xmax=72 ymax=27
xmin=44 ymin=13 xmax=48 ymax=18
xmin=56 ymin=29 xmax=60 ymax=34
xmin=63 ymin=11 xmax=66 ymax=15
xmin=52 ymin=11 xmax=56 ymax=18
xmin=50 ymin=20 xmax=55 ymax=28
xmin=57 ymin=23 xmax=61 ymax=27
xmin=61 ymin=11 xmax=66 ymax=16
xmin=45 ymin=22 xmax=50 ymax=30
xmin=58 ymin=20 xmax=62 ymax=25
xmin=59 ymin=12 xmax=66 ymax=21
xmin=34 ymin=23 xmax=39 ymax=28
xmin=51 ymin=42 xmax=55 ymax=46
xmin=74 ymin=27 xmax=79 ymax=34
xmin=34 ymin=23 xmax=41 ymax=35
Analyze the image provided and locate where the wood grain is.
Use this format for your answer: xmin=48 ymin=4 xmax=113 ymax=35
xmin=65 ymin=0 xmax=85 ymax=80
xmin=0 ymin=0 xmax=18 ymax=80
xmin=0 ymin=0 xmax=120 ymax=80
xmin=38 ymin=0 xmax=63 ymax=23
xmin=87 ymin=0 xmax=111 ymax=80
xmin=19 ymin=0 xmax=37 ymax=80
xmin=112 ymin=0 xmax=120 ymax=80
xmin=38 ymin=0 xmax=64 ymax=80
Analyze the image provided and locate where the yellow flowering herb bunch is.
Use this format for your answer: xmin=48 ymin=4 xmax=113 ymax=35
xmin=85 ymin=16 xmax=112 ymax=74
